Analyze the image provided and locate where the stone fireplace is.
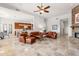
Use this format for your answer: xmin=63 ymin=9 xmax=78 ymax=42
xmin=71 ymin=25 xmax=79 ymax=38
xmin=72 ymin=5 xmax=79 ymax=38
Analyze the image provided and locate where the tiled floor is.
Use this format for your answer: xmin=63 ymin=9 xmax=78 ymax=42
xmin=0 ymin=36 xmax=79 ymax=56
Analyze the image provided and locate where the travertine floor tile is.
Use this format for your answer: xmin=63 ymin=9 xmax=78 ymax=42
xmin=0 ymin=36 xmax=79 ymax=56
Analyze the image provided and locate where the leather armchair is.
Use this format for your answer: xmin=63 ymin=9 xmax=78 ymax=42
xmin=19 ymin=32 xmax=28 ymax=43
xmin=46 ymin=32 xmax=57 ymax=39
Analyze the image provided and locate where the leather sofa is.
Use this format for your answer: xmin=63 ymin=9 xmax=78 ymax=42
xmin=46 ymin=32 xmax=57 ymax=39
xmin=19 ymin=31 xmax=57 ymax=44
xmin=30 ymin=32 xmax=43 ymax=39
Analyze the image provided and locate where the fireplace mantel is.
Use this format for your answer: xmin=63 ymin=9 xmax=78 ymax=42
xmin=71 ymin=25 xmax=79 ymax=29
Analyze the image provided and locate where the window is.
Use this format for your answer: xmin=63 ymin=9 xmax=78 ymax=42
xmin=9 ymin=24 xmax=12 ymax=34
xmin=3 ymin=24 xmax=7 ymax=35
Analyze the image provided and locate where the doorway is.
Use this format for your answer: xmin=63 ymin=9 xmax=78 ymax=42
xmin=60 ymin=18 xmax=68 ymax=36
xmin=3 ymin=24 xmax=7 ymax=35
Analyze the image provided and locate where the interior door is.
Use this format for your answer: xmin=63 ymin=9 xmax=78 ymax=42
xmin=60 ymin=19 xmax=68 ymax=36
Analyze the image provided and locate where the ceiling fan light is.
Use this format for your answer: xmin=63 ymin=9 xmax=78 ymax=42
xmin=40 ymin=10 xmax=44 ymax=13
xmin=39 ymin=10 xmax=44 ymax=14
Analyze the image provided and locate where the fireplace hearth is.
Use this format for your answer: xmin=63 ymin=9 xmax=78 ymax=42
xmin=71 ymin=25 xmax=79 ymax=38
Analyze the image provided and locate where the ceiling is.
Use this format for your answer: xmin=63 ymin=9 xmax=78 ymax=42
xmin=0 ymin=3 xmax=79 ymax=18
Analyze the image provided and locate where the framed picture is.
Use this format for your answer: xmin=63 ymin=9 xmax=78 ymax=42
xmin=52 ymin=25 xmax=58 ymax=30
xmin=75 ymin=13 xmax=79 ymax=23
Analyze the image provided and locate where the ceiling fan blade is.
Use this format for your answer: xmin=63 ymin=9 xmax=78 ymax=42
xmin=44 ymin=10 xmax=49 ymax=13
xmin=34 ymin=10 xmax=41 ymax=12
xmin=44 ymin=6 xmax=50 ymax=9
xmin=34 ymin=11 xmax=39 ymax=12
xmin=37 ymin=6 xmax=41 ymax=9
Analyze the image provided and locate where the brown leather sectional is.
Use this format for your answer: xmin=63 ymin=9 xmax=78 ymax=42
xmin=19 ymin=31 xmax=57 ymax=44
xmin=30 ymin=32 xmax=43 ymax=39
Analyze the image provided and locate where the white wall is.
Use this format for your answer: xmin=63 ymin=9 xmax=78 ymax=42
xmin=0 ymin=7 xmax=45 ymax=35
xmin=47 ymin=13 xmax=72 ymax=37
xmin=33 ymin=16 xmax=45 ymax=32
xmin=0 ymin=18 xmax=33 ymax=34
xmin=0 ymin=7 xmax=73 ymax=37
xmin=0 ymin=17 xmax=45 ymax=35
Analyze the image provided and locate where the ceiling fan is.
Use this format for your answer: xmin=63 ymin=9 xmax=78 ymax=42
xmin=34 ymin=3 xmax=50 ymax=14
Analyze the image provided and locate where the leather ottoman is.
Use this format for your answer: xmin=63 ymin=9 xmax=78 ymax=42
xmin=19 ymin=36 xmax=26 ymax=43
xmin=26 ymin=37 xmax=36 ymax=44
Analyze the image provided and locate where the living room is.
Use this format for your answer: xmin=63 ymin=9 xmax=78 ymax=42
xmin=0 ymin=3 xmax=79 ymax=56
